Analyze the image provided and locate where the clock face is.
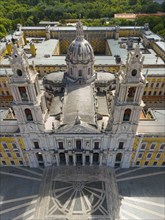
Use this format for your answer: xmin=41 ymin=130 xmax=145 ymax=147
xmin=28 ymin=124 xmax=35 ymax=131
xmin=122 ymin=123 xmax=130 ymax=131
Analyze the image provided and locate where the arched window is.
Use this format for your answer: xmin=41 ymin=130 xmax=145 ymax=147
xmin=25 ymin=109 xmax=33 ymax=121
xmin=78 ymin=70 xmax=82 ymax=77
xmin=123 ymin=109 xmax=131 ymax=121
xmin=115 ymin=153 xmax=122 ymax=162
xmin=19 ymin=87 xmax=28 ymax=101
xmin=70 ymin=68 xmax=73 ymax=75
xmin=128 ymin=87 xmax=136 ymax=101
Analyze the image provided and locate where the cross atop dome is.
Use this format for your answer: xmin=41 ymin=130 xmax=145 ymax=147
xmin=76 ymin=20 xmax=84 ymax=41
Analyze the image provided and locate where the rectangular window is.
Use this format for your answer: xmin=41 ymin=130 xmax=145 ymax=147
xmin=2 ymin=143 xmax=8 ymax=150
xmin=144 ymin=161 xmax=148 ymax=165
xmin=160 ymin=143 xmax=165 ymax=150
xmin=118 ymin=142 xmax=124 ymax=149
xmin=2 ymin=161 xmax=6 ymax=165
xmin=19 ymin=161 xmax=23 ymax=165
xmin=12 ymin=143 xmax=17 ymax=150
xmin=141 ymin=143 xmax=146 ymax=150
xmin=136 ymin=161 xmax=140 ymax=166
xmin=147 ymin=153 xmax=152 ymax=158
xmin=153 ymin=161 xmax=157 ymax=166
xmin=58 ymin=142 xmax=63 ymax=149
xmin=16 ymin=153 xmax=20 ymax=157
xmin=156 ymin=153 xmax=161 ymax=159
xmin=7 ymin=153 xmax=11 ymax=158
xmin=94 ymin=142 xmax=99 ymax=149
xmin=0 ymin=153 xmax=2 ymax=157
xmin=138 ymin=153 xmax=142 ymax=158
xmin=11 ymin=161 xmax=15 ymax=165
xmin=34 ymin=142 xmax=40 ymax=149
xmin=150 ymin=143 xmax=156 ymax=150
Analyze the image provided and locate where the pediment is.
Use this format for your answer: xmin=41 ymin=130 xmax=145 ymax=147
xmin=56 ymin=121 xmax=100 ymax=134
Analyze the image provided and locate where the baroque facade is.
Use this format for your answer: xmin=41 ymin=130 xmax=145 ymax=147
xmin=0 ymin=21 xmax=164 ymax=168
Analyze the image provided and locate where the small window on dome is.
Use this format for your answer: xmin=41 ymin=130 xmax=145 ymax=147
xmin=17 ymin=69 xmax=22 ymax=76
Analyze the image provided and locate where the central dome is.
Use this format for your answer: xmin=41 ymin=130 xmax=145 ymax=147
xmin=66 ymin=39 xmax=94 ymax=64
xmin=65 ymin=21 xmax=95 ymax=83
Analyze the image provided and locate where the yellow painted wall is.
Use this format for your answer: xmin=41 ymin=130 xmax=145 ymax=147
xmin=143 ymin=77 xmax=165 ymax=96
xmin=131 ymin=136 xmax=165 ymax=167
xmin=119 ymin=29 xmax=140 ymax=37
xmin=0 ymin=136 xmax=29 ymax=166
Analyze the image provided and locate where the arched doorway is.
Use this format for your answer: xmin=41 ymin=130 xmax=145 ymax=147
xmin=93 ymin=153 xmax=99 ymax=165
xmin=36 ymin=152 xmax=44 ymax=167
xmin=69 ymin=155 xmax=73 ymax=165
xmin=76 ymin=154 xmax=82 ymax=165
xmin=59 ymin=153 xmax=66 ymax=165
xmin=115 ymin=153 xmax=122 ymax=167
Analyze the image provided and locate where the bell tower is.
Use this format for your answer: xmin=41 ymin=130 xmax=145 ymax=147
xmin=9 ymin=45 xmax=48 ymax=133
xmin=108 ymin=45 xmax=146 ymax=133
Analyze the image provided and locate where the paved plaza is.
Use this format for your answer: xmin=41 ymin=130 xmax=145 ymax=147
xmin=0 ymin=166 xmax=165 ymax=220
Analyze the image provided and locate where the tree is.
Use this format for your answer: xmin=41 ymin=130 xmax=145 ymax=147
xmin=153 ymin=23 xmax=164 ymax=33
xmin=0 ymin=24 xmax=7 ymax=39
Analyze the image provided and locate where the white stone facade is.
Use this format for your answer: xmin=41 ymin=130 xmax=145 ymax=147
xmin=9 ymin=22 xmax=146 ymax=169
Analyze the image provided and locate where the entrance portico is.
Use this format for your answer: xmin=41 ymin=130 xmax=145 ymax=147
xmin=55 ymin=151 xmax=101 ymax=166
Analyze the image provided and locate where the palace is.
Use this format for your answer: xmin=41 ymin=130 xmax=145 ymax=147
xmin=0 ymin=21 xmax=164 ymax=168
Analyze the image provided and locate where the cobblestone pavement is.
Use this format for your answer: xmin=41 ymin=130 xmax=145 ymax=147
xmin=0 ymin=166 xmax=165 ymax=220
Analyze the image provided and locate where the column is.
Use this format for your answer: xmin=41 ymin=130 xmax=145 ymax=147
xmin=73 ymin=153 xmax=76 ymax=166
xmin=55 ymin=154 xmax=59 ymax=166
xmin=90 ymin=153 xmax=93 ymax=166
xmin=82 ymin=153 xmax=85 ymax=166
xmin=99 ymin=153 xmax=103 ymax=166
xmin=65 ymin=153 xmax=69 ymax=166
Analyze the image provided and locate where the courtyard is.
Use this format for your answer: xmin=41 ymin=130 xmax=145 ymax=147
xmin=0 ymin=166 xmax=164 ymax=220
